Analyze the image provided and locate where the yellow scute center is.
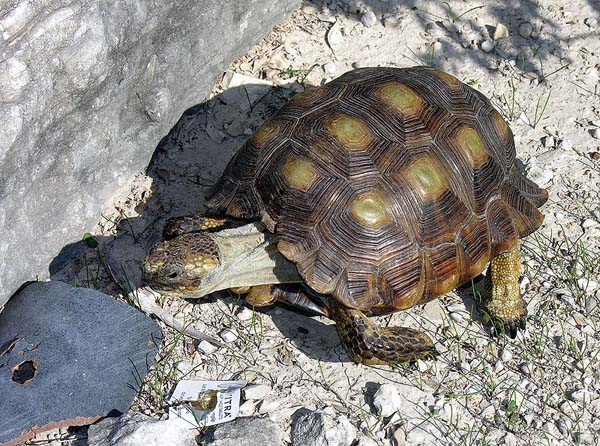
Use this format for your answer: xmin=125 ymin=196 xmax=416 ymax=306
xmin=455 ymin=126 xmax=489 ymax=165
xmin=252 ymin=120 xmax=281 ymax=147
xmin=281 ymin=157 xmax=319 ymax=192
xmin=328 ymin=113 xmax=372 ymax=148
xmin=375 ymin=82 xmax=422 ymax=113
xmin=431 ymin=70 xmax=462 ymax=90
xmin=404 ymin=157 xmax=448 ymax=200
xmin=349 ymin=191 xmax=391 ymax=228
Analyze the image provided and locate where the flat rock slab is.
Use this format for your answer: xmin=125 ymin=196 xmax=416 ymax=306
xmin=0 ymin=281 xmax=162 ymax=446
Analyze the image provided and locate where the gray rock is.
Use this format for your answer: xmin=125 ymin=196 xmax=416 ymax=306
xmin=383 ymin=17 xmax=400 ymax=28
xmin=493 ymin=23 xmax=509 ymax=40
xmin=361 ymin=10 xmax=378 ymax=27
xmin=88 ymin=412 xmax=195 ymax=446
xmin=206 ymin=416 xmax=284 ymax=446
xmin=0 ymin=0 xmax=298 ymax=306
xmin=291 ymin=408 xmax=356 ymax=446
xmin=518 ymin=22 xmax=533 ymax=38
xmin=481 ymin=39 xmax=495 ymax=52
xmin=0 ymin=281 xmax=161 ymax=445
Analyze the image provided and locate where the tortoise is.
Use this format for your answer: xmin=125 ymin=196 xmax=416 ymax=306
xmin=142 ymin=66 xmax=547 ymax=365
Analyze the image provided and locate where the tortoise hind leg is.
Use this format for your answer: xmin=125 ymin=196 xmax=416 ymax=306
xmin=481 ymin=245 xmax=526 ymax=338
xmin=331 ymin=300 xmax=436 ymax=365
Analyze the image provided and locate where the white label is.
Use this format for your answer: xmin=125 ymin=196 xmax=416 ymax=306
xmin=169 ymin=380 xmax=247 ymax=427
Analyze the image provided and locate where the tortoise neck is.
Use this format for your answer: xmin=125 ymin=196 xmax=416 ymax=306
xmin=192 ymin=223 xmax=302 ymax=298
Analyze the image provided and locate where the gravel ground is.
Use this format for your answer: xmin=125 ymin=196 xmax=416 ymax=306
xmin=49 ymin=1 xmax=599 ymax=445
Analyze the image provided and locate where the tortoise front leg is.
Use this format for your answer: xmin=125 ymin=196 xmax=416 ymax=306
xmin=244 ymin=284 xmax=330 ymax=317
xmin=481 ymin=245 xmax=526 ymax=338
xmin=163 ymin=215 xmax=242 ymax=239
xmin=331 ymin=300 xmax=436 ymax=365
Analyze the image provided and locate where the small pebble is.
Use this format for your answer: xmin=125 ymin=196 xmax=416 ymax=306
xmin=578 ymin=278 xmax=598 ymax=292
xmin=357 ymin=435 xmax=379 ymax=446
xmin=392 ymin=427 xmax=406 ymax=446
xmin=446 ymin=303 xmax=466 ymax=313
xmin=220 ymin=328 xmax=238 ymax=343
xmin=326 ymin=21 xmax=344 ymax=52
xmin=347 ymin=0 xmax=366 ymax=14
xmin=466 ymin=30 xmax=483 ymax=43
xmin=543 ymin=421 xmax=558 ymax=436
xmin=556 ymin=419 xmax=569 ymax=435
xmin=481 ymin=39 xmax=494 ymax=52
xmin=493 ymin=23 xmax=509 ymax=40
xmin=237 ymin=307 xmax=254 ymax=321
xmin=504 ymin=432 xmax=518 ymax=446
xmin=570 ymin=389 xmax=591 ymax=403
xmin=518 ymin=22 xmax=533 ymax=38
xmin=481 ymin=405 xmax=495 ymax=420
xmin=174 ymin=360 xmax=192 ymax=375
xmin=302 ymin=4 xmax=319 ymax=14
xmin=542 ymin=135 xmax=555 ymax=148
xmin=416 ymin=359 xmax=428 ymax=372
xmin=520 ymin=362 xmax=533 ymax=375
xmin=197 ymin=340 xmax=217 ymax=354
xmin=517 ymin=112 xmax=531 ymax=126
xmin=373 ymin=383 xmax=401 ymax=417
xmin=523 ymin=71 xmax=539 ymax=81
xmin=584 ymin=17 xmax=598 ymax=28
xmin=323 ymin=62 xmax=337 ymax=75
xmin=494 ymin=360 xmax=504 ymax=373
xmin=590 ymin=128 xmax=599 ymax=139
xmin=243 ymin=384 xmax=272 ymax=400
xmin=501 ymin=349 xmax=513 ymax=362
xmin=575 ymin=432 xmax=595 ymax=446
xmin=383 ymin=17 xmax=400 ymax=28
xmin=238 ymin=400 xmax=256 ymax=416
xmin=361 ymin=10 xmax=378 ymax=27
xmin=449 ymin=312 xmax=463 ymax=322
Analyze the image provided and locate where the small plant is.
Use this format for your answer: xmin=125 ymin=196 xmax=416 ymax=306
xmin=278 ymin=63 xmax=319 ymax=85
xmin=531 ymin=90 xmax=551 ymax=128
xmin=441 ymin=2 xmax=485 ymax=23
xmin=428 ymin=43 xmax=436 ymax=67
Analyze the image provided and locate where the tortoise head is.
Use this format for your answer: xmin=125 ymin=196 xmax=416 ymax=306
xmin=142 ymin=232 xmax=220 ymax=297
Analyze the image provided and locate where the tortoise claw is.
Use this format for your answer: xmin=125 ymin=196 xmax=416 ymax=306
xmin=491 ymin=316 xmax=526 ymax=339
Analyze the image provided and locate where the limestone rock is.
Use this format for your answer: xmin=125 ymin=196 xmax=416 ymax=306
xmin=205 ymin=416 xmax=284 ymax=446
xmin=291 ymin=408 xmax=356 ymax=446
xmin=373 ymin=383 xmax=401 ymax=418
xmin=88 ymin=412 xmax=195 ymax=446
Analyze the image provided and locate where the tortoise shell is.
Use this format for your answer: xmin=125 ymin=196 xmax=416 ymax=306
xmin=207 ymin=66 xmax=547 ymax=313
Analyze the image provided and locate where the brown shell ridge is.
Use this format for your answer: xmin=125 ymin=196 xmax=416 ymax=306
xmin=500 ymin=180 xmax=546 ymax=238
xmin=508 ymin=164 xmax=549 ymax=208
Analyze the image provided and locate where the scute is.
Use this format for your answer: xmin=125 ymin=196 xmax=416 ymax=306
xmin=206 ymin=66 xmax=546 ymax=312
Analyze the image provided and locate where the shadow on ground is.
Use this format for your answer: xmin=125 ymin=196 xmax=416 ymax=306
xmin=48 ymin=81 xmax=352 ymax=362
